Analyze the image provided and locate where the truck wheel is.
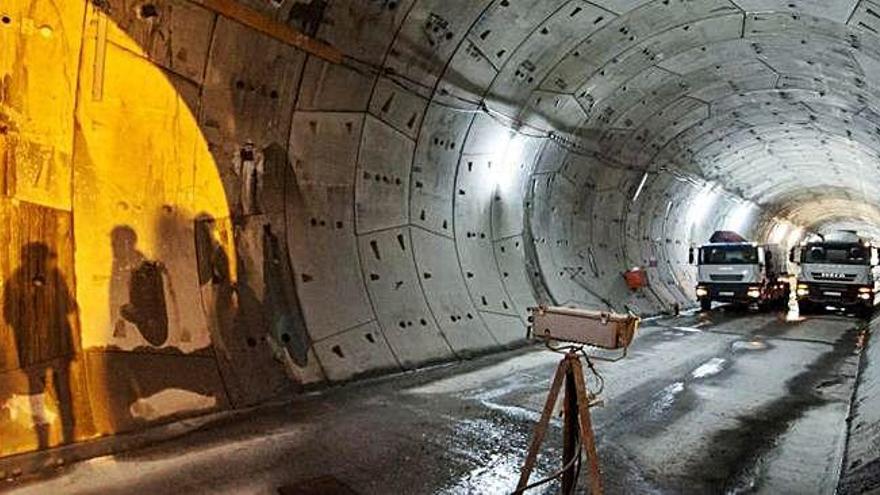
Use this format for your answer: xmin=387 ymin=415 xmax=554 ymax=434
xmin=700 ymin=299 xmax=711 ymax=312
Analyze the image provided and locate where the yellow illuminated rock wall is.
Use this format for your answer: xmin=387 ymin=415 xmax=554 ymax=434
xmin=0 ymin=1 xmax=318 ymax=458
xmin=1 ymin=0 xmax=92 ymax=459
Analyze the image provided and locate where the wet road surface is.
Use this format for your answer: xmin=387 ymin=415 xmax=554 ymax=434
xmin=3 ymin=307 xmax=867 ymax=494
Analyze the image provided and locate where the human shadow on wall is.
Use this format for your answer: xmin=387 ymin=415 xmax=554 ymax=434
xmin=97 ymin=218 xmax=223 ymax=435
xmin=195 ymin=214 xmax=276 ymax=406
xmin=3 ymin=243 xmax=77 ymax=449
xmin=109 ymin=226 xmax=170 ymax=348
xmin=194 ymin=214 xmax=237 ymax=365
xmin=195 ymin=212 xmax=310 ymax=405
xmin=261 ymin=222 xmax=310 ymax=367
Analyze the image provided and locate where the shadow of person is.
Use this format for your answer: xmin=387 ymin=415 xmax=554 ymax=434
xmin=195 ymin=215 xmax=240 ymax=399
xmin=195 ymin=214 xmax=235 ymax=335
xmin=195 ymin=214 xmax=293 ymax=406
xmin=2 ymin=242 xmax=77 ymax=449
xmin=110 ymin=226 xmax=169 ymax=347
xmin=261 ymin=223 xmax=310 ymax=366
xmin=110 ymin=226 xmax=145 ymax=340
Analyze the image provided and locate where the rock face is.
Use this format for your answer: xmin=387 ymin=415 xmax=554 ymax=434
xmin=0 ymin=0 xmax=876 ymax=461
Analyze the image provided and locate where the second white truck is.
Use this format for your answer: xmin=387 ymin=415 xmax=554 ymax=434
xmin=791 ymin=231 xmax=880 ymax=316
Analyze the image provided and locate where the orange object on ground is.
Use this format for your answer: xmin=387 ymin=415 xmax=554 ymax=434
xmin=623 ymin=268 xmax=648 ymax=290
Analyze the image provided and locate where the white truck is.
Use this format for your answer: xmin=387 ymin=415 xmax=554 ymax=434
xmin=791 ymin=231 xmax=880 ymax=316
xmin=690 ymin=231 xmax=789 ymax=312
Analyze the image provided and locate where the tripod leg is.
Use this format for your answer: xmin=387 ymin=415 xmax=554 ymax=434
xmin=516 ymin=359 xmax=569 ymax=490
xmin=571 ymin=358 xmax=604 ymax=495
xmin=561 ymin=366 xmax=578 ymax=493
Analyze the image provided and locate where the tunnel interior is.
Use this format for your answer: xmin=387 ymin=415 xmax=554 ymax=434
xmin=2 ymin=0 xmax=880 ymax=487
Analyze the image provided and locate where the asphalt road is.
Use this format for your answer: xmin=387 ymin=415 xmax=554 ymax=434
xmin=3 ymin=306 xmax=867 ymax=494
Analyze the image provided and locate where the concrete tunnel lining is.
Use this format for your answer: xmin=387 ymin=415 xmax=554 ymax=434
xmin=2 ymin=0 xmax=880 ymax=475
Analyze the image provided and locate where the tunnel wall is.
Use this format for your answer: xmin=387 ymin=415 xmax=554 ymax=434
xmin=840 ymin=319 xmax=880 ymax=493
xmin=0 ymin=0 xmax=785 ymax=461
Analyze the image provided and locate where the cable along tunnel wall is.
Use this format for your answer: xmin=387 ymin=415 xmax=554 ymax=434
xmin=3 ymin=0 xmax=864 ymax=462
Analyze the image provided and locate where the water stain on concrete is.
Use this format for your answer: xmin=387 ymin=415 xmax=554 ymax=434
xmin=680 ymin=328 xmax=861 ymax=493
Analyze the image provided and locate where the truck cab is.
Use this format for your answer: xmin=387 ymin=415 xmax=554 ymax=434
xmin=792 ymin=239 xmax=880 ymax=316
xmin=691 ymin=241 xmax=788 ymax=312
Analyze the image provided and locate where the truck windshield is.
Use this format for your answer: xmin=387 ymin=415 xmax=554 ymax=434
xmin=700 ymin=245 xmax=758 ymax=265
xmin=802 ymin=244 xmax=868 ymax=265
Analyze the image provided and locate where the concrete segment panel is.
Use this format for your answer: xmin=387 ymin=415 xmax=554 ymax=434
xmin=411 ymin=103 xmax=474 ymax=235
xmin=410 ymin=227 xmax=498 ymax=352
xmin=355 ymin=115 xmax=414 ymax=233
xmin=368 ymin=76 xmax=428 ymax=139
xmin=477 ymin=310 xmax=527 ymax=346
xmin=288 ymin=112 xmax=374 ymax=341
xmin=358 ymin=227 xmax=454 ymax=367
xmin=454 ymin=154 xmax=519 ymax=317
xmin=312 ymin=321 xmax=400 ymax=382
xmin=384 ymin=0 xmax=494 ymax=90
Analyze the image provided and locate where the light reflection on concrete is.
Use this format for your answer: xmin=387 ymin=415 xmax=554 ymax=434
xmin=2 ymin=394 xmax=57 ymax=427
xmin=691 ymin=358 xmax=727 ymax=379
xmin=129 ymin=389 xmax=218 ymax=422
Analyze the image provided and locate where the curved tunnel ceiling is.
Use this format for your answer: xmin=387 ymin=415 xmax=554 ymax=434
xmin=144 ymin=0 xmax=880 ymax=366
xmin=5 ymin=0 xmax=880 ymax=460
xmin=492 ymin=0 xmax=880 ymax=226
xmin=228 ymin=0 xmax=880 ymax=349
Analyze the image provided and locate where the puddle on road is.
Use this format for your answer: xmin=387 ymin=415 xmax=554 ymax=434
xmin=439 ymin=452 xmax=538 ymax=494
xmin=680 ymin=323 xmax=861 ymax=493
xmin=646 ymin=357 xmax=729 ymax=421
xmin=406 ymin=353 xmax=558 ymax=396
xmin=691 ymin=358 xmax=727 ymax=379
xmin=438 ymin=417 xmax=554 ymax=495
xmin=731 ymin=339 xmax=769 ymax=351
xmin=478 ymin=399 xmax=544 ymax=423
xmin=649 ymin=382 xmax=685 ymax=420
xmin=672 ymin=326 xmax=704 ymax=333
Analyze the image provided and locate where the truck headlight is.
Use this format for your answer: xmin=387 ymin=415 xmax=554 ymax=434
xmin=859 ymin=293 xmax=872 ymax=300
xmin=696 ymin=287 xmax=708 ymax=297
xmin=858 ymin=287 xmax=873 ymax=293
xmin=747 ymin=287 xmax=761 ymax=298
xmin=796 ymin=284 xmax=809 ymax=297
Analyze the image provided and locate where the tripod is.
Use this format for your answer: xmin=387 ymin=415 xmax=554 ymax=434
xmin=515 ymin=350 xmax=603 ymax=494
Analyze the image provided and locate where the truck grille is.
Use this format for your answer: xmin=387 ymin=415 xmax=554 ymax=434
xmin=709 ymin=274 xmax=744 ymax=282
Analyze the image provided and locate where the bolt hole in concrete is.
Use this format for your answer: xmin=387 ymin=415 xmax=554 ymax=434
xmin=1 ymin=14 xmax=11 ymax=24
xmin=138 ymin=3 xmax=158 ymax=19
